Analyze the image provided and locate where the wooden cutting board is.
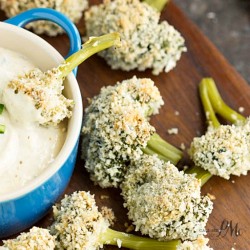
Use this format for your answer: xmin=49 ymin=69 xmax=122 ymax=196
xmin=1 ymin=1 xmax=249 ymax=249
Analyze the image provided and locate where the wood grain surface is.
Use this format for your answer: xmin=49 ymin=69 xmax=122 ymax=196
xmin=1 ymin=1 xmax=249 ymax=249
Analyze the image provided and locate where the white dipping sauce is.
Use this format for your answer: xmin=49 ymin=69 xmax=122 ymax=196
xmin=0 ymin=48 xmax=66 ymax=194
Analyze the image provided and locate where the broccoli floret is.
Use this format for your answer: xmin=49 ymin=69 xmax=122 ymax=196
xmin=2 ymin=227 xmax=56 ymax=250
xmin=84 ymin=0 xmax=186 ymax=75
xmin=121 ymin=154 xmax=213 ymax=241
xmin=188 ymin=78 xmax=249 ymax=181
xmin=81 ymin=76 xmax=183 ymax=188
xmin=4 ymin=67 xmax=74 ymax=126
xmin=2 ymin=33 xmax=120 ymax=127
xmin=0 ymin=0 xmax=88 ymax=36
xmin=50 ymin=191 xmax=182 ymax=250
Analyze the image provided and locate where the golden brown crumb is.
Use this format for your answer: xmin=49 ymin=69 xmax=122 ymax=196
xmin=207 ymin=193 xmax=216 ymax=201
xmin=100 ymin=206 xmax=116 ymax=226
xmin=125 ymin=224 xmax=135 ymax=233
xmin=100 ymin=195 xmax=110 ymax=200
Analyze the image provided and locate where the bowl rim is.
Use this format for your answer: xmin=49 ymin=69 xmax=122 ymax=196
xmin=0 ymin=22 xmax=83 ymax=202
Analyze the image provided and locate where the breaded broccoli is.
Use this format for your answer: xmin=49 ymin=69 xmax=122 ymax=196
xmin=50 ymin=191 xmax=183 ymax=250
xmin=0 ymin=190 xmax=212 ymax=250
xmin=0 ymin=0 xmax=88 ymax=36
xmin=81 ymin=76 xmax=183 ymax=188
xmin=188 ymin=78 xmax=249 ymax=180
xmin=2 ymin=33 xmax=120 ymax=126
xmin=121 ymin=154 xmax=213 ymax=241
xmin=2 ymin=227 xmax=56 ymax=250
xmin=84 ymin=0 xmax=186 ymax=75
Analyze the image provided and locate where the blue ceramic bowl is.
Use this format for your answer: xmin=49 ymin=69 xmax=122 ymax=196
xmin=0 ymin=9 xmax=82 ymax=238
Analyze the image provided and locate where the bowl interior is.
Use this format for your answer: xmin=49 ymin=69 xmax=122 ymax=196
xmin=0 ymin=22 xmax=83 ymax=202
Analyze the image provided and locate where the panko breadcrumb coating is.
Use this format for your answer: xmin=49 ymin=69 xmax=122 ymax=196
xmin=2 ymin=227 xmax=55 ymax=250
xmin=50 ymin=191 xmax=110 ymax=250
xmin=121 ymin=154 xmax=213 ymax=241
xmin=84 ymin=0 xmax=186 ymax=75
xmin=0 ymin=0 xmax=88 ymax=36
xmin=5 ymin=67 xmax=74 ymax=126
xmin=178 ymin=236 xmax=213 ymax=250
xmin=189 ymin=119 xmax=250 ymax=179
xmin=81 ymin=76 xmax=163 ymax=188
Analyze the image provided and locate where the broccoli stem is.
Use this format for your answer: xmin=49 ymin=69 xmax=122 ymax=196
xmin=199 ymin=79 xmax=221 ymax=128
xmin=203 ymin=78 xmax=246 ymax=124
xmin=59 ymin=33 xmax=120 ymax=79
xmin=99 ymin=228 xmax=181 ymax=250
xmin=186 ymin=165 xmax=212 ymax=186
xmin=143 ymin=133 xmax=183 ymax=165
xmin=142 ymin=0 xmax=169 ymax=12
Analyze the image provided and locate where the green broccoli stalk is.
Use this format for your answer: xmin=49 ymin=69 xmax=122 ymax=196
xmin=4 ymin=33 xmax=120 ymax=126
xmin=188 ymin=78 xmax=249 ymax=183
xmin=201 ymin=78 xmax=245 ymax=124
xmin=143 ymin=133 xmax=183 ymax=165
xmin=100 ymin=228 xmax=181 ymax=250
xmin=59 ymin=33 xmax=121 ymax=79
xmin=142 ymin=0 xmax=169 ymax=12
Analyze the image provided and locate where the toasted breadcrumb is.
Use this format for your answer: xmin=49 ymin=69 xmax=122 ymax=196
xmin=180 ymin=142 xmax=186 ymax=150
xmin=84 ymin=0 xmax=186 ymax=75
xmin=100 ymin=206 xmax=116 ymax=226
xmin=125 ymin=223 xmax=135 ymax=233
xmin=207 ymin=193 xmax=216 ymax=200
xmin=116 ymin=238 xmax=122 ymax=248
xmin=178 ymin=235 xmax=213 ymax=250
xmin=238 ymin=106 xmax=244 ymax=113
xmin=50 ymin=191 xmax=110 ymax=250
xmin=0 ymin=0 xmax=88 ymax=36
xmin=189 ymin=119 xmax=250 ymax=179
xmin=81 ymin=76 xmax=163 ymax=188
xmin=121 ymin=154 xmax=213 ymax=241
xmin=100 ymin=195 xmax=110 ymax=200
xmin=168 ymin=127 xmax=179 ymax=135
xmin=6 ymin=67 xmax=74 ymax=126
xmin=2 ymin=227 xmax=55 ymax=250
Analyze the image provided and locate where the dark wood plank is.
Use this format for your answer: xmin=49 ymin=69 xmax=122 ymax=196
xmin=0 ymin=1 xmax=249 ymax=249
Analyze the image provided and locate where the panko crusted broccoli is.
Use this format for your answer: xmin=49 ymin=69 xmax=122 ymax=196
xmin=2 ymin=33 xmax=120 ymax=126
xmin=0 ymin=191 xmax=212 ymax=250
xmin=84 ymin=0 xmax=186 ymax=75
xmin=188 ymin=78 xmax=250 ymax=180
xmin=0 ymin=0 xmax=88 ymax=36
xmin=121 ymin=154 xmax=213 ymax=241
xmin=50 ymin=191 xmax=182 ymax=250
xmin=81 ymin=76 xmax=183 ymax=188
xmin=4 ymin=67 xmax=74 ymax=126
xmin=2 ymin=227 xmax=56 ymax=250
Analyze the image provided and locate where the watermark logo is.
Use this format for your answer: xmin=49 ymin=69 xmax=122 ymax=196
xmin=202 ymin=219 xmax=243 ymax=238
xmin=217 ymin=219 xmax=242 ymax=237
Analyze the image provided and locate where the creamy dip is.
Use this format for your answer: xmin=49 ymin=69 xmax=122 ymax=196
xmin=0 ymin=48 xmax=66 ymax=194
